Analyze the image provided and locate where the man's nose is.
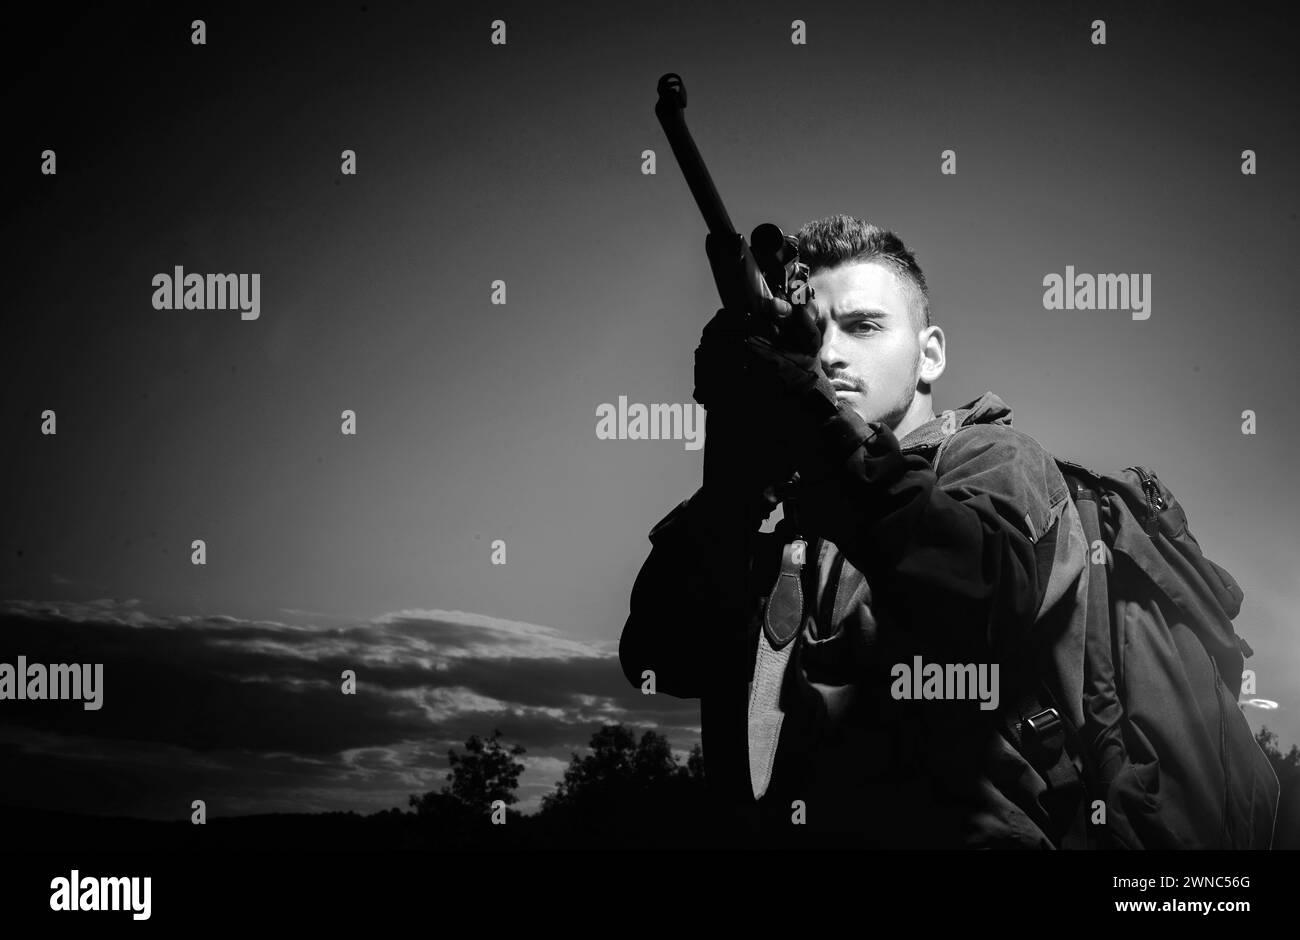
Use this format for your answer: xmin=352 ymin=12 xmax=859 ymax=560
xmin=819 ymin=323 xmax=847 ymax=373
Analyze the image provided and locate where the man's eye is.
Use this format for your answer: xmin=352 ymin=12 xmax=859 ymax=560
xmin=849 ymin=321 xmax=879 ymax=333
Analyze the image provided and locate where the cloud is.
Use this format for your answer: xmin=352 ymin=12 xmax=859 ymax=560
xmin=0 ymin=599 xmax=699 ymax=819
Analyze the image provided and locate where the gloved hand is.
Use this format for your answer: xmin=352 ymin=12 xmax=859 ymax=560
xmin=692 ymin=307 xmax=794 ymax=528
xmin=693 ymin=232 xmax=879 ymax=514
xmin=696 ymin=230 xmax=840 ymax=429
xmin=694 ymin=315 xmax=847 ymax=482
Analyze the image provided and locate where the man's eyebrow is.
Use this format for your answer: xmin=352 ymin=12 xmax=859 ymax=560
xmin=835 ymin=308 xmax=892 ymax=320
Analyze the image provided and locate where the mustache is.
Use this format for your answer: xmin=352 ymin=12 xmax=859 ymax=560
xmin=825 ymin=371 xmax=865 ymax=392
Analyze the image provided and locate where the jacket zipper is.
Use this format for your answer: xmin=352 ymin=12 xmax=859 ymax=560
xmin=1207 ymin=650 xmax=1231 ymax=845
xmin=1132 ymin=466 xmax=1164 ymax=537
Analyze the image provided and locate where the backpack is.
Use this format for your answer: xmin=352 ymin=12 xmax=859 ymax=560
xmin=956 ymin=448 xmax=1282 ymax=849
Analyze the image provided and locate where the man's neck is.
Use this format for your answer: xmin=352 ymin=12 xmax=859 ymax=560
xmin=892 ymin=391 xmax=936 ymax=442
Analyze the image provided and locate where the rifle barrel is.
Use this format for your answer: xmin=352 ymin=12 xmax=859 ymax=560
xmin=654 ymin=73 xmax=736 ymax=238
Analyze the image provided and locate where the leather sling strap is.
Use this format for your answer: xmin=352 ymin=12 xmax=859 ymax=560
xmin=746 ymin=498 xmax=809 ymax=801
xmin=747 ymin=536 xmax=804 ymax=800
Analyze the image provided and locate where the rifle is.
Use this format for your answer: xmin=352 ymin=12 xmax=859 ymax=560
xmin=655 ymin=71 xmax=821 ymax=533
xmin=654 ymin=73 xmax=814 ymax=328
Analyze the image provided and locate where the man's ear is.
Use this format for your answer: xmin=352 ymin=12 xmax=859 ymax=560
xmin=918 ymin=325 xmax=946 ymax=384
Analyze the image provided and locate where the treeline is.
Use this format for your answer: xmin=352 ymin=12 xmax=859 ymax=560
xmin=1 ymin=724 xmax=1294 ymax=851
xmin=404 ymin=724 xmax=720 ymax=849
xmin=400 ymin=723 xmax=1300 ymax=850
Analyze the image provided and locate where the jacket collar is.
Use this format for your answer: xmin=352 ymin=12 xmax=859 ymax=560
xmin=897 ymin=390 xmax=1014 ymax=452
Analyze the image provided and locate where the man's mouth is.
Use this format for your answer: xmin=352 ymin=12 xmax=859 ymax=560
xmin=830 ymin=379 xmax=860 ymax=392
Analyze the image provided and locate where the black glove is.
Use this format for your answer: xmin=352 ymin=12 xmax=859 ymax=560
xmin=692 ymin=307 xmax=793 ymax=528
xmin=693 ymin=299 xmax=848 ymax=465
xmin=696 ymin=230 xmax=840 ymax=431
xmin=693 ymin=231 xmax=878 ymax=519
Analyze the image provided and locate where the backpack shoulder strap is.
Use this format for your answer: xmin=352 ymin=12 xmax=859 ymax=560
xmin=928 ymin=422 xmax=980 ymax=477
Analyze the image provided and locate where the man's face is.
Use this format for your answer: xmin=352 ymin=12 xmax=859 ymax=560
xmin=807 ymin=261 xmax=924 ymax=432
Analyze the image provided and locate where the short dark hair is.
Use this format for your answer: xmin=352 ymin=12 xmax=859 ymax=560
xmin=796 ymin=214 xmax=931 ymax=330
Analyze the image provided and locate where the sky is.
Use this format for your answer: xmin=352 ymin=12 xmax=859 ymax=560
xmin=1 ymin=0 xmax=1296 ymax=820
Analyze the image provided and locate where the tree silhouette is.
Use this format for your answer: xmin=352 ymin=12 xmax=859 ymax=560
xmin=409 ymin=728 xmax=526 ymax=819
xmin=1256 ymin=725 xmax=1300 ymax=775
xmin=542 ymin=725 xmax=667 ymax=811
xmin=685 ymin=741 xmax=705 ymax=781
xmin=536 ymin=724 xmax=710 ymax=846
xmin=1255 ymin=725 xmax=1300 ymax=849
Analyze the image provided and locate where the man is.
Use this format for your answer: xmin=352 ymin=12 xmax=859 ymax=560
xmin=619 ymin=214 xmax=1090 ymax=848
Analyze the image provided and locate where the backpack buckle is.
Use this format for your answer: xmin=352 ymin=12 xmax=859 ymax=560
xmin=1018 ymin=707 xmax=1067 ymax=767
xmin=1024 ymin=708 xmax=1061 ymax=739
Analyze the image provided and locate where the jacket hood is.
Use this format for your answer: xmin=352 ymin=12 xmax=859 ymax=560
xmin=896 ymin=390 xmax=1014 ymax=452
